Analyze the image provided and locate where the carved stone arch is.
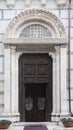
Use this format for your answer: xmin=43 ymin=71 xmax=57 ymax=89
xmin=4 ymin=9 xmax=66 ymax=38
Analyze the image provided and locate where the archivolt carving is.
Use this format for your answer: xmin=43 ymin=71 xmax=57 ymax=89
xmin=4 ymin=9 xmax=66 ymax=38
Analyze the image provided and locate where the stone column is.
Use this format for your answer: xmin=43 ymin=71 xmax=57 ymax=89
xmin=60 ymin=46 xmax=69 ymax=117
xmin=4 ymin=45 xmax=11 ymax=114
xmin=11 ymin=49 xmax=21 ymax=121
xmin=50 ymin=53 xmax=57 ymax=121
xmin=55 ymin=47 xmax=61 ymax=121
xmin=11 ymin=46 xmax=16 ymax=114
xmin=14 ymin=52 xmax=21 ymax=116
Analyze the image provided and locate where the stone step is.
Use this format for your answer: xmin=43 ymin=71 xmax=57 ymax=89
xmin=8 ymin=122 xmax=73 ymax=130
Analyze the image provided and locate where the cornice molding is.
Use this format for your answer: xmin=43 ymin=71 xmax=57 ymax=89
xmin=6 ymin=0 xmax=15 ymax=8
xmin=5 ymin=0 xmax=67 ymax=8
xmin=3 ymin=38 xmax=68 ymax=45
xmin=3 ymin=37 xmax=68 ymax=52
xmin=56 ymin=0 xmax=67 ymax=6
xmin=4 ymin=9 xmax=66 ymax=38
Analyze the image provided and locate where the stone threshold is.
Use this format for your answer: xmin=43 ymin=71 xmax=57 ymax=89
xmin=8 ymin=122 xmax=73 ymax=130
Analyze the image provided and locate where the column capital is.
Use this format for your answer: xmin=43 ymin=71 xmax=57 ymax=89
xmin=55 ymin=46 xmax=60 ymax=49
xmin=55 ymin=46 xmax=60 ymax=51
xmin=49 ymin=52 xmax=56 ymax=63
xmin=10 ymin=46 xmax=16 ymax=53
xmin=4 ymin=44 xmax=10 ymax=49
xmin=16 ymin=52 xmax=22 ymax=60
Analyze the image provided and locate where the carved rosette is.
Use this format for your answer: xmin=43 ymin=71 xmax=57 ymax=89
xmin=4 ymin=9 xmax=66 ymax=38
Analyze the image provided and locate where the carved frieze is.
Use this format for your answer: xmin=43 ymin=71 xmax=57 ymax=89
xmin=4 ymin=9 xmax=66 ymax=39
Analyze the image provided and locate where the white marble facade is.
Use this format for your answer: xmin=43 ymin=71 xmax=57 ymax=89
xmin=0 ymin=0 xmax=72 ymax=122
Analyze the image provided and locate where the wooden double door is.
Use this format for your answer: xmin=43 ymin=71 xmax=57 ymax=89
xmin=19 ymin=54 xmax=52 ymax=122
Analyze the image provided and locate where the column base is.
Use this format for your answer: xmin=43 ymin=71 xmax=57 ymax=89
xmin=60 ymin=112 xmax=71 ymax=118
xmin=51 ymin=112 xmax=57 ymax=121
xmin=1 ymin=114 xmax=20 ymax=122
xmin=51 ymin=113 xmax=61 ymax=122
xmin=55 ymin=113 xmax=60 ymax=122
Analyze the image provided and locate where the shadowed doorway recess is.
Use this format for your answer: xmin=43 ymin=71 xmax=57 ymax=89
xmin=19 ymin=53 xmax=52 ymax=122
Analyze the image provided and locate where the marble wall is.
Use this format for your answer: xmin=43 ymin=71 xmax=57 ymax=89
xmin=0 ymin=0 xmax=73 ymax=120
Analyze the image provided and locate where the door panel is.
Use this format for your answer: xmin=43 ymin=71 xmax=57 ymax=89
xmin=23 ymin=54 xmax=49 ymax=83
xmin=19 ymin=53 xmax=52 ymax=122
xmin=24 ymin=84 xmax=46 ymax=122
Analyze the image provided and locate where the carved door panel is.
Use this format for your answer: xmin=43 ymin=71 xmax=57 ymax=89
xmin=23 ymin=54 xmax=49 ymax=83
xmin=19 ymin=54 xmax=52 ymax=122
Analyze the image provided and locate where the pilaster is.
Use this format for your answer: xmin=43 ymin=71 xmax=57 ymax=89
xmin=10 ymin=46 xmax=16 ymax=114
xmin=60 ymin=46 xmax=70 ymax=117
xmin=11 ymin=47 xmax=21 ymax=118
xmin=14 ymin=52 xmax=22 ymax=116
xmin=49 ymin=52 xmax=57 ymax=122
xmin=55 ymin=47 xmax=61 ymax=121
xmin=4 ymin=45 xmax=11 ymax=115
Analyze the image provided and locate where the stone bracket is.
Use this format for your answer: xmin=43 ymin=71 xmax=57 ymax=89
xmin=56 ymin=0 xmax=67 ymax=6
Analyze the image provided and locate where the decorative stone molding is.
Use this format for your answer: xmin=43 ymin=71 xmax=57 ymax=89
xmin=4 ymin=44 xmax=10 ymax=49
xmin=3 ymin=37 xmax=68 ymax=45
xmin=10 ymin=46 xmax=16 ymax=53
xmin=56 ymin=0 xmax=67 ymax=6
xmin=10 ymin=46 xmax=16 ymax=50
xmin=6 ymin=0 xmax=15 ymax=8
xmin=5 ymin=0 xmax=67 ymax=8
xmin=25 ymin=0 xmax=31 ymax=6
xmin=4 ymin=9 xmax=67 ymax=39
xmin=49 ymin=52 xmax=56 ymax=62
xmin=40 ymin=0 xmax=47 ymax=5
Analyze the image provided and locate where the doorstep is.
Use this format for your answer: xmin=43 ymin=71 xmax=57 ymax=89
xmin=8 ymin=122 xmax=73 ymax=130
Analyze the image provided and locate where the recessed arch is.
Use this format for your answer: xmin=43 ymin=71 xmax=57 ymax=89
xmin=4 ymin=9 xmax=66 ymax=39
xmin=19 ymin=24 xmax=52 ymax=38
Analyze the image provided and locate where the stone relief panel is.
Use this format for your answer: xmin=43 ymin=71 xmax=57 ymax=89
xmin=4 ymin=9 xmax=66 ymax=39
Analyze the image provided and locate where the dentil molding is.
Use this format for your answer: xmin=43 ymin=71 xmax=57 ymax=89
xmin=5 ymin=0 xmax=67 ymax=8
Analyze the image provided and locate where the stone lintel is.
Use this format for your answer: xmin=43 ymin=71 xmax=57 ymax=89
xmin=16 ymin=45 xmax=55 ymax=52
xmin=3 ymin=38 xmax=68 ymax=45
